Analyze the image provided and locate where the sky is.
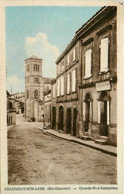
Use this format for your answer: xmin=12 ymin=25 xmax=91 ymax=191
xmin=6 ymin=6 xmax=102 ymax=93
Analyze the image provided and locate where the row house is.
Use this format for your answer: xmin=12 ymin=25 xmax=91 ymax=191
xmin=51 ymin=6 xmax=117 ymax=146
xmin=7 ymin=91 xmax=16 ymax=126
xmin=25 ymin=55 xmax=52 ymax=122
xmin=51 ymin=38 xmax=80 ymax=136
xmin=43 ymin=89 xmax=51 ymax=125
xmin=77 ymin=6 xmax=117 ymax=146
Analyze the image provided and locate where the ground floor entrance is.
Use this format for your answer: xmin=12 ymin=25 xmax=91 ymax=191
xmin=67 ymin=108 xmax=71 ymax=134
xmin=59 ymin=106 xmax=64 ymax=131
xmin=52 ymin=106 xmax=56 ymax=129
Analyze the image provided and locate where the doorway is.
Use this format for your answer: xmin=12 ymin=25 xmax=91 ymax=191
xmin=73 ymin=108 xmax=77 ymax=136
xmin=67 ymin=108 xmax=71 ymax=134
xmin=52 ymin=106 xmax=56 ymax=129
xmin=59 ymin=106 xmax=64 ymax=131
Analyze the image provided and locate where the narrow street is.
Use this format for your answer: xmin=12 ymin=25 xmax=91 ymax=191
xmin=8 ymin=114 xmax=117 ymax=185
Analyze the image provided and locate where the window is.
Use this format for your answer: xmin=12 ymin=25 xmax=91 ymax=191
xmin=33 ymin=64 xmax=39 ymax=71
xmin=100 ymin=37 xmax=109 ymax=72
xmin=98 ymin=100 xmax=110 ymax=125
xmin=61 ymin=76 xmax=64 ymax=95
xmin=72 ymin=69 xmax=76 ymax=92
xmin=34 ymin=77 xmax=39 ymax=83
xmin=67 ymin=73 xmax=71 ymax=94
xmin=84 ymin=49 xmax=92 ymax=78
xmin=34 ymin=90 xmax=38 ymax=99
xmin=57 ymin=79 xmax=60 ymax=96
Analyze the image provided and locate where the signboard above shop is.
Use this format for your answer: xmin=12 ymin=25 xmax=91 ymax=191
xmin=96 ymin=81 xmax=111 ymax=92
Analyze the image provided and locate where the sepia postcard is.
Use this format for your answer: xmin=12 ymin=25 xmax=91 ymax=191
xmin=0 ymin=0 xmax=124 ymax=194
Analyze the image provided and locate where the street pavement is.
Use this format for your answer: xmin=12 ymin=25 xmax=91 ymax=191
xmin=8 ymin=114 xmax=117 ymax=185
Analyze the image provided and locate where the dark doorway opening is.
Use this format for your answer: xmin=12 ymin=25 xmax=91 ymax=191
xmin=100 ymin=101 xmax=108 ymax=136
xmin=52 ymin=106 xmax=56 ymax=129
xmin=73 ymin=108 xmax=77 ymax=136
xmin=67 ymin=108 xmax=71 ymax=134
xmin=59 ymin=106 xmax=64 ymax=131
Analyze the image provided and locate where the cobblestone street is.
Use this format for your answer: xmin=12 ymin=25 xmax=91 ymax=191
xmin=8 ymin=115 xmax=117 ymax=185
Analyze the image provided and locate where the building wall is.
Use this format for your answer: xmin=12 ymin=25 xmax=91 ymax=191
xmin=52 ymin=41 xmax=80 ymax=136
xmin=7 ymin=112 xmax=16 ymax=126
xmin=25 ymin=56 xmax=44 ymax=121
xmin=51 ymin=7 xmax=117 ymax=146
xmin=78 ymin=7 xmax=117 ymax=146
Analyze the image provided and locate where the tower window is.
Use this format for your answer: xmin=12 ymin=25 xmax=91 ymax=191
xmin=33 ymin=64 xmax=39 ymax=71
xmin=34 ymin=90 xmax=38 ymax=99
xmin=34 ymin=77 xmax=39 ymax=83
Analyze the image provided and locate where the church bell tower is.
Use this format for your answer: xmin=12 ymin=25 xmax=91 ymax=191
xmin=25 ymin=55 xmax=43 ymax=120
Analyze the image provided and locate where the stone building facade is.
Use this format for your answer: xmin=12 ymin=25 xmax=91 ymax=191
xmin=51 ymin=6 xmax=117 ymax=146
xmin=51 ymin=79 xmax=57 ymax=129
xmin=25 ymin=55 xmax=44 ymax=121
xmin=7 ymin=91 xmax=16 ymax=126
xmin=51 ymin=39 xmax=80 ymax=136
xmin=25 ymin=55 xmax=52 ymax=122
xmin=77 ymin=6 xmax=117 ymax=146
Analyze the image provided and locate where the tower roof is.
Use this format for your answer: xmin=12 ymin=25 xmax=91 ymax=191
xmin=25 ymin=55 xmax=42 ymax=61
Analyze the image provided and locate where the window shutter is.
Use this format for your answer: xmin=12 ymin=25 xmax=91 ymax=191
xmin=107 ymin=101 xmax=110 ymax=125
xmin=90 ymin=101 xmax=93 ymax=122
xmin=61 ymin=76 xmax=64 ymax=95
xmin=83 ymin=102 xmax=86 ymax=121
xmin=57 ymin=79 xmax=60 ymax=96
xmin=72 ymin=69 xmax=76 ymax=92
xmin=100 ymin=38 xmax=109 ymax=72
xmin=85 ymin=49 xmax=92 ymax=78
xmin=67 ymin=74 xmax=70 ymax=94
xmin=98 ymin=101 xmax=101 ymax=124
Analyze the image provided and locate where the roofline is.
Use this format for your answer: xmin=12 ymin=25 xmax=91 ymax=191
xmin=56 ymin=6 xmax=116 ymax=64
xmin=76 ymin=6 xmax=106 ymax=34
xmin=25 ymin=56 xmax=42 ymax=62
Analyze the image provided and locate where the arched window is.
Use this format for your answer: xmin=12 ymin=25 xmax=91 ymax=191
xmin=34 ymin=90 xmax=38 ymax=99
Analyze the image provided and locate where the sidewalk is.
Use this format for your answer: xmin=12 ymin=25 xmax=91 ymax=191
xmin=38 ymin=127 xmax=117 ymax=157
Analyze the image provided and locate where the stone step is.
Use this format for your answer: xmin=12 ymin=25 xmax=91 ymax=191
xmin=95 ymin=136 xmax=109 ymax=145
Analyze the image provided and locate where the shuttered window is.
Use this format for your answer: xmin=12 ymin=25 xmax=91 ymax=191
xmin=72 ymin=69 xmax=76 ymax=92
xmin=100 ymin=37 xmax=109 ymax=72
xmin=61 ymin=76 xmax=64 ymax=95
xmin=67 ymin=74 xmax=71 ymax=94
xmin=57 ymin=79 xmax=60 ymax=96
xmin=83 ymin=102 xmax=86 ymax=121
xmin=84 ymin=49 xmax=92 ymax=78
